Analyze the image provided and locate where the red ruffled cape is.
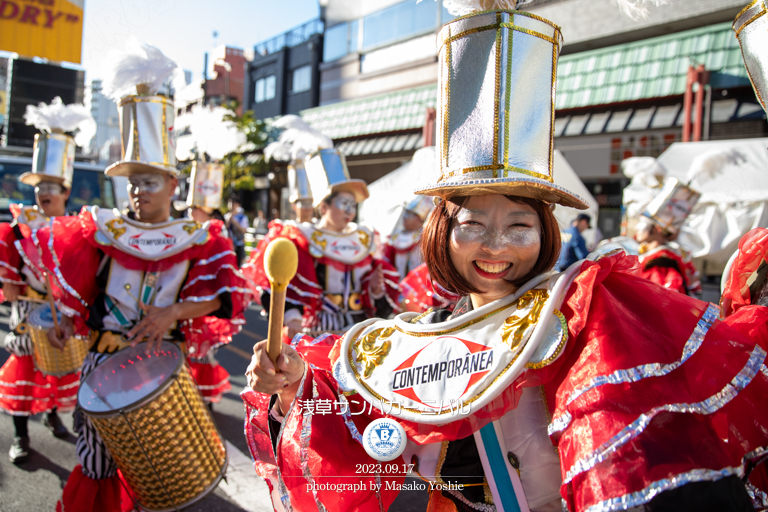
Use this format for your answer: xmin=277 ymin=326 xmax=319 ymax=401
xmin=243 ymin=252 xmax=768 ymax=511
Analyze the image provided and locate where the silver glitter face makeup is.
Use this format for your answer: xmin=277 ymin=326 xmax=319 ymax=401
xmin=452 ymin=209 xmax=541 ymax=250
xmin=332 ymin=196 xmax=357 ymax=215
xmin=35 ymin=182 xmax=64 ymax=195
xmin=127 ymin=174 xmax=165 ymax=195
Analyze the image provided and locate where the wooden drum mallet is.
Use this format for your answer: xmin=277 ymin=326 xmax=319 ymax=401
xmin=262 ymin=238 xmax=299 ymax=363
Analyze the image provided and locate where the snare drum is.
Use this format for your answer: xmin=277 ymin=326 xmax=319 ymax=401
xmin=25 ymin=303 xmax=88 ymax=376
xmin=78 ymin=342 xmax=227 ymax=511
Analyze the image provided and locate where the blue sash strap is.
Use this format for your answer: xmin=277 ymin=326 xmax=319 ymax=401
xmin=478 ymin=422 xmax=523 ymax=512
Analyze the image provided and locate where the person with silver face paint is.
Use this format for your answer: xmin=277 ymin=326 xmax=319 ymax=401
xmin=244 ymin=148 xmax=401 ymax=343
xmin=25 ymin=45 xmax=254 ymax=512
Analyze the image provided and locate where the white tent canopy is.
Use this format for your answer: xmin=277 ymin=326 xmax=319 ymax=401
xmin=657 ymin=138 xmax=768 ymax=275
xmin=359 ymin=149 xmax=598 ymax=239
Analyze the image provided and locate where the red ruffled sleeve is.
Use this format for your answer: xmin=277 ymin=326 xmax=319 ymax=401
xmin=360 ymin=259 xmax=401 ymax=315
xmin=722 ymin=227 xmax=768 ymax=317
xmin=242 ymin=334 xmax=402 ymax=512
xmin=179 ymin=224 xmax=255 ymax=357
xmin=400 ymin=262 xmax=460 ymax=313
xmin=0 ymin=223 xmax=24 ymax=288
xmin=550 ymin=253 xmax=768 ymax=512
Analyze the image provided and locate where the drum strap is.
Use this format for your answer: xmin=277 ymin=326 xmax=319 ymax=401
xmin=140 ymin=272 xmax=160 ymax=308
xmin=104 ymin=296 xmax=131 ymax=327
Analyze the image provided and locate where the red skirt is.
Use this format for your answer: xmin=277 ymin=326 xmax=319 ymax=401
xmin=0 ymin=354 xmax=79 ymax=415
xmin=187 ymin=359 xmax=231 ymax=403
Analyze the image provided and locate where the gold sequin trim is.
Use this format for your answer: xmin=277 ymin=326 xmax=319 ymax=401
xmin=440 ymin=22 xmax=559 ymax=52
xmin=448 ymin=163 xmax=552 ymax=182
xmin=503 ymin=12 xmax=514 ymax=169
xmin=492 ymin=13 xmax=503 ymax=171
xmin=734 ymin=0 xmax=765 ymax=37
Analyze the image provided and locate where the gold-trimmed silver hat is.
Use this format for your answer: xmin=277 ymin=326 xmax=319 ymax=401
xmin=288 ymin=163 xmax=313 ymax=203
xmin=304 ymin=148 xmax=369 ymax=207
xmin=414 ymin=9 xmax=588 ymax=210
xmin=20 ymin=132 xmax=75 ymax=188
xmin=180 ymin=161 xmax=223 ymax=212
xmin=642 ymin=178 xmax=700 ymax=234
xmin=405 ymin=195 xmax=434 ymax=221
xmin=734 ymin=0 xmax=768 ymax=115
xmin=105 ymin=93 xmax=177 ymax=177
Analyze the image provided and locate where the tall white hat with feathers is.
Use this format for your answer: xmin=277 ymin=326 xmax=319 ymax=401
xmin=174 ymin=105 xmax=244 ymax=211
xmin=103 ymin=40 xmax=180 ymax=178
xmin=264 ymin=115 xmax=333 ymax=204
xmin=634 ymin=149 xmax=743 ymax=234
xmin=20 ymin=97 xmax=96 ymax=189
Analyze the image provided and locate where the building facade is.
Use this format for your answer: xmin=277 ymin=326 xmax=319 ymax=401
xmin=247 ymin=19 xmax=325 ymax=120
xmin=205 ymin=45 xmax=249 ymax=115
xmin=299 ymin=0 xmax=766 ymax=237
xmin=86 ymin=79 xmax=121 ymax=165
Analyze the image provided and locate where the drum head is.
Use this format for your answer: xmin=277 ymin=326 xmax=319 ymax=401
xmin=78 ymin=341 xmax=183 ymax=415
xmin=27 ymin=303 xmax=62 ymax=329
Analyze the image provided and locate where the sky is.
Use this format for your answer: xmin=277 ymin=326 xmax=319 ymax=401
xmin=80 ymin=0 xmax=320 ymax=83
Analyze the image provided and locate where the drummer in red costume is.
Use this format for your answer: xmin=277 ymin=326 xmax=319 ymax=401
xmin=25 ymin=42 xmax=252 ymax=511
xmin=245 ymin=129 xmax=399 ymax=340
xmin=242 ymin=2 xmax=768 ymax=511
xmin=0 ymin=97 xmax=95 ymax=463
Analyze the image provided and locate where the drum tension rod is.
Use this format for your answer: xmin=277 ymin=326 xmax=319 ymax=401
xmin=119 ymin=408 xmax=181 ymax=512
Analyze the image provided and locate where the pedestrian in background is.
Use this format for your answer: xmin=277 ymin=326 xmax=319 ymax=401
xmin=558 ymin=213 xmax=591 ymax=270
xmin=226 ymin=199 xmax=249 ymax=266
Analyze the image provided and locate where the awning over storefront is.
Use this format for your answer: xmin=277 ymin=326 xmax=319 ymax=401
xmin=556 ymin=22 xmax=752 ymax=110
xmin=301 ymin=84 xmax=436 ymax=139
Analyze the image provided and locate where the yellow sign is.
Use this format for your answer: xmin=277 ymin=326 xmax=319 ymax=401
xmin=0 ymin=90 xmax=6 ymax=117
xmin=0 ymin=0 xmax=83 ymax=64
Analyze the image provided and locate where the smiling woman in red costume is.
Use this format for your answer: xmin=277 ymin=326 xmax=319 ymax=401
xmin=241 ymin=2 xmax=768 ymax=511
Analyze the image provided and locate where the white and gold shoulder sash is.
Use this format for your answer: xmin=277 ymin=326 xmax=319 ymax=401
xmin=91 ymin=206 xmax=211 ymax=261
xmin=297 ymin=222 xmax=375 ymax=265
xmin=333 ymin=267 xmax=581 ymax=424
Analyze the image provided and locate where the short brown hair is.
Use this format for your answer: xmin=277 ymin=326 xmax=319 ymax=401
xmin=421 ymin=196 xmax=561 ymax=296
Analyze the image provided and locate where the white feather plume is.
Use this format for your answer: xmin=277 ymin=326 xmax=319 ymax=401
xmin=264 ymin=115 xmax=333 ymax=163
xmin=23 ymin=97 xmax=96 ymax=148
xmin=418 ymin=0 xmax=530 ymax=15
xmin=182 ymin=106 xmax=246 ymax=161
xmin=612 ymin=0 xmax=667 ymax=19
xmin=101 ymin=39 xmax=179 ymax=100
xmin=686 ymin=148 xmax=747 ymax=185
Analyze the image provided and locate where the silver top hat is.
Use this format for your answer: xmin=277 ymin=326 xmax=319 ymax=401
xmin=105 ymin=95 xmax=178 ymax=177
xmin=734 ymin=0 xmax=768 ymax=115
xmin=415 ymin=10 xmax=588 ymax=210
xmin=304 ymin=148 xmax=369 ymax=207
xmin=178 ymin=161 xmax=223 ymax=212
xmin=405 ymin=195 xmax=434 ymax=221
xmin=288 ymin=163 xmax=313 ymax=203
xmin=642 ymin=177 xmax=700 ymax=234
xmin=19 ymin=132 xmax=75 ymax=188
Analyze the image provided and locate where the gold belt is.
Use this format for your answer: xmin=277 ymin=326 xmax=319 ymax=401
xmin=89 ymin=331 xmax=186 ymax=355
xmin=325 ymin=293 xmax=363 ymax=311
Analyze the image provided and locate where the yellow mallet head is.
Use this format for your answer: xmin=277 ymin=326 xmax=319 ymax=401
xmin=264 ymin=238 xmax=299 ymax=292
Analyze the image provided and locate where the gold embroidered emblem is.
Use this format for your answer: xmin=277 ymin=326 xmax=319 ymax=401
xmin=353 ymin=327 xmax=395 ymax=378
xmin=105 ymin=218 xmax=126 ymax=239
xmin=311 ymin=230 xmax=327 ymax=250
xmin=183 ymin=221 xmax=201 ymax=234
xmin=500 ymin=289 xmax=549 ymax=350
xmin=357 ymin=230 xmax=370 ymax=248
xmin=25 ymin=208 xmax=38 ymax=221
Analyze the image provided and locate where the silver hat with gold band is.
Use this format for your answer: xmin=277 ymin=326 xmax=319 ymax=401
xmin=734 ymin=0 xmax=768 ymax=115
xmin=288 ymin=162 xmax=313 ymax=203
xmin=641 ymin=178 xmax=700 ymax=234
xmin=405 ymin=195 xmax=434 ymax=221
xmin=180 ymin=160 xmax=224 ymax=213
xmin=20 ymin=132 xmax=75 ymax=188
xmin=414 ymin=9 xmax=588 ymax=210
xmin=304 ymin=148 xmax=369 ymax=207
xmin=105 ymin=91 xmax=177 ymax=177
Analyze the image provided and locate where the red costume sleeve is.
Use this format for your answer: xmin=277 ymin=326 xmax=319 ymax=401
xmin=639 ymin=264 xmax=687 ymax=293
xmin=0 ymin=223 xmax=24 ymax=287
xmin=241 ymin=220 xmax=323 ymax=320
xmin=360 ymin=259 xmax=401 ymax=315
xmin=242 ymin=334 xmax=402 ymax=512
xmin=722 ymin=227 xmax=768 ymax=317
xmin=381 ymin=241 xmax=395 ymax=266
xmin=179 ymin=222 xmax=255 ymax=357
xmin=243 ymin=252 xmax=768 ymax=511
xmin=400 ymin=262 xmax=460 ymax=313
